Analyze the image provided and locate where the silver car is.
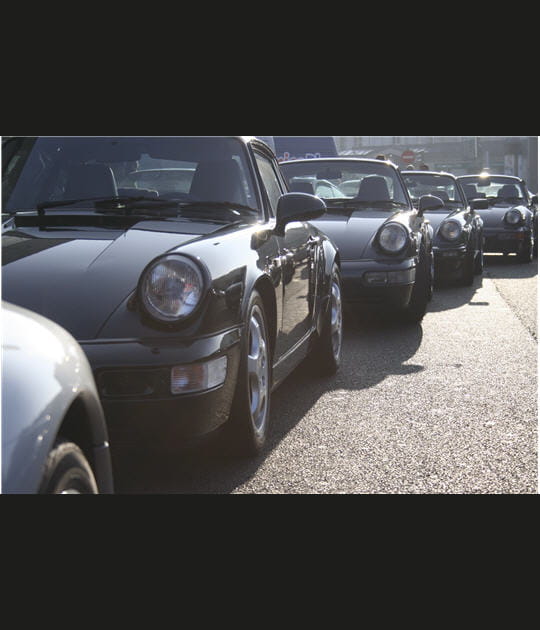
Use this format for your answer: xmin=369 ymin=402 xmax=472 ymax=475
xmin=2 ymin=301 xmax=114 ymax=493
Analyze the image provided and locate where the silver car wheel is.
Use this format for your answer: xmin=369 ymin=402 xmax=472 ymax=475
xmin=247 ymin=305 xmax=269 ymax=434
xmin=331 ymin=278 xmax=343 ymax=360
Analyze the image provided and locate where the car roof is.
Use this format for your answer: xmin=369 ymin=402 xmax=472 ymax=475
xmin=240 ymin=136 xmax=278 ymax=156
xmin=402 ymin=170 xmax=457 ymax=179
xmin=280 ymin=156 xmax=400 ymax=170
xmin=457 ymin=173 xmax=523 ymax=182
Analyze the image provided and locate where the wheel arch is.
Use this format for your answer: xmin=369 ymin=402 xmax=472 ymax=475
xmin=54 ymin=392 xmax=112 ymax=492
xmin=251 ymin=274 xmax=277 ymax=363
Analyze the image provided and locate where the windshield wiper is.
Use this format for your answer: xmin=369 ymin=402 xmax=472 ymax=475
xmin=369 ymin=200 xmax=409 ymax=208
xmin=177 ymin=201 xmax=259 ymax=217
xmin=29 ymin=197 xmax=258 ymax=216
xmin=488 ymin=196 xmax=524 ymax=205
xmin=33 ymin=195 xmax=179 ymax=215
xmin=326 ymin=199 xmax=409 ymax=209
xmin=8 ymin=197 xmax=259 ymax=231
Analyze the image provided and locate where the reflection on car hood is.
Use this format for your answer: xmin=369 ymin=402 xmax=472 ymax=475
xmin=310 ymin=208 xmax=402 ymax=260
xmin=473 ymin=203 xmax=528 ymax=229
xmin=1 ymin=221 xmax=221 ymax=339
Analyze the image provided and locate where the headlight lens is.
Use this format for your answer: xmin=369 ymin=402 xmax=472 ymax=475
xmin=439 ymin=220 xmax=462 ymax=241
xmin=378 ymin=223 xmax=408 ymax=254
xmin=505 ymin=209 xmax=523 ymax=225
xmin=140 ymin=255 xmax=206 ymax=322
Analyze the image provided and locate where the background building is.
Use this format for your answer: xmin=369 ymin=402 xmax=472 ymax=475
xmin=334 ymin=136 xmax=538 ymax=192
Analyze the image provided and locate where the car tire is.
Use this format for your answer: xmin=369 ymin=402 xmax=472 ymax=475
xmin=39 ymin=440 xmax=98 ymax=494
xmin=225 ymin=291 xmax=271 ymax=456
xmin=402 ymin=242 xmax=430 ymax=324
xmin=517 ymin=233 xmax=534 ymax=263
xmin=474 ymin=248 xmax=484 ymax=275
xmin=462 ymin=249 xmax=475 ymax=285
xmin=312 ymin=264 xmax=342 ymax=375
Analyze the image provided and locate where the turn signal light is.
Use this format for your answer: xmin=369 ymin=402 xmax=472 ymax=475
xmin=170 ymin=356 xmax=228 ymax=394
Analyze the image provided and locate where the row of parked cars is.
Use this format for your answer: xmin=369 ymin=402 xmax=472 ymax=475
xmin=2 ymin=136 xmax=537 ymax=493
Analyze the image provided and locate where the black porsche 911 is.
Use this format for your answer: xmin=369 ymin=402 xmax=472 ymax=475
xmin=1 ymin=136 xmax=342 ymax=456
xmin=457 ymin=173 xmax=537 ymax=262
xmin=402 ymin=170 xmax=485 ymax=285
xmin=280 ymin=158 xmax=435 ymax=323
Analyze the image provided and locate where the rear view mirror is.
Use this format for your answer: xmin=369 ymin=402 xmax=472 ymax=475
xmin=275 ymin=192 xmax=326 ymax=234
xmin=418 ymin=194 xmax=445 ymax=216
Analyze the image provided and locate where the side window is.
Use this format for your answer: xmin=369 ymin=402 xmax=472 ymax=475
xmin=255 ymin=152 xmax=284 ymax=215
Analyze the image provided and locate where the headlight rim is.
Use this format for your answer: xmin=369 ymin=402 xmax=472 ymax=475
xmin=504 ymin=209 xmax=524 ymax=226
xmin=138 ymin=252 xmax=211 ymax=325
xmin=377 ymin=222 xmax=410 ymax=255
xmin=439 ymin=219 xmax=463 ymax=242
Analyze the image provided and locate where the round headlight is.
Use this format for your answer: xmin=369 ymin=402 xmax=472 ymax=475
xmin=505 ymin=209 xmax=523 ymax=225
xmin=140 ymin=255 xmax=206 ymax=322
xmin=378 ymin=223 xmax=409 ymax=254
xmin=439 ymin=220 xmax=462 ymax=241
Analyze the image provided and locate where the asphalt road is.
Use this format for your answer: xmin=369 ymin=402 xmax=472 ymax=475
xmin=112 ymin=253 xmax=538 ymax=494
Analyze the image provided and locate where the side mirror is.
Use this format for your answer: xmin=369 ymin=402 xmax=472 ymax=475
xmin=470 ymin=198 xmax=489 ymax=210
xmin=275 ymin=192 xmax=326 ymax=234
xmin=418 ymin=194 xmax=445 ymax=216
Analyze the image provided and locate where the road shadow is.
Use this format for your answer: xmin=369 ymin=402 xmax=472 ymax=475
xmin=112 ymin=307 xmax=425 ymax=494
xmin=428 ymin=273 xmax=484 ymax=312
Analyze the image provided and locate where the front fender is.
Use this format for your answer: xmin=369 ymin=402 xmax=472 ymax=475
xmin=2 ymin=303 xmax=104 ymax=493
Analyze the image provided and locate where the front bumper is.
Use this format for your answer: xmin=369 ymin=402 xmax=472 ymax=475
xmin=80 ymin=327 xmax=242 ymax=448
xmin=483 ymin=226 xmax=530 ymax=253
xmin=341 ymin=258 xmax=416 ymax=308
xmin=433 ymin=244 xmax=468 ymax=277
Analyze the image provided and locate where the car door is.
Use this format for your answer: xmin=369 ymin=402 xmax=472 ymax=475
xmin=253 ymin=150 xmax=315 ymax=360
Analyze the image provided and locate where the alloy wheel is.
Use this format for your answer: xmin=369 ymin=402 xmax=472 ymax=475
xmin=247 ymin=305 xmax=269 ymax=434
xmin=330 ymin=278 xmax=343 ymax=361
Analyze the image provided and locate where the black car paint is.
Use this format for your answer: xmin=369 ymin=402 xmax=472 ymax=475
xmin=2 ymin=137 xmax=339 ymax=449
xmin=457 ymin=174 xmax=537 ymax=260
xmin=280 ymin=158 xmax=432 ymax=311
xmin=402 ymin=171 xmax=484 ymax=282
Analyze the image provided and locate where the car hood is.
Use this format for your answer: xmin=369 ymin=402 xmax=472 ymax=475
xmin=473 ymin=203 xmax=528 ymax=229
xmin=1 ymin=220 xmax=223 ymax=339
xmin=310 ymin=208 xmax=403 ymax=260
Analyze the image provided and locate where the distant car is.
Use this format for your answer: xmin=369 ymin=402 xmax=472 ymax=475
xmin=281 ymin=157 xmax=434 ymax=323
xmin=2 ymin=301 xmax=114 ymax=494
xmin=120 ymin=168 xmax=196 ymax=197
xmin=2 ymin=136 xmax=341 ymax=457
xmin=457 ymin=173 xmax=537 ymax=262
xmin=402 ymin=171 xmax=484 ymax=285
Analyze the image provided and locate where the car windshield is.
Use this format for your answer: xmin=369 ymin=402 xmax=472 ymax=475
xmin=280 ymin=159 xmax=409 ymax=207
xmin=458 ymin=175 xmax=527 ymax=205
xmin=402 ymin=173 xmax=465 ymax=208
xmin=2 ymin=136 xmax=261 ymax=217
